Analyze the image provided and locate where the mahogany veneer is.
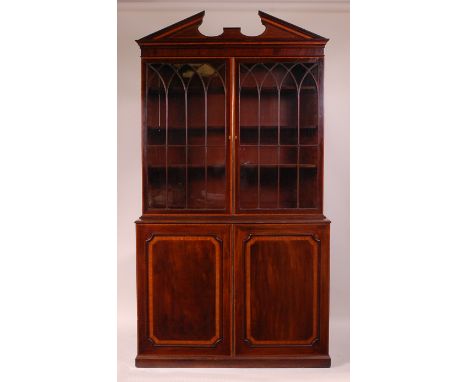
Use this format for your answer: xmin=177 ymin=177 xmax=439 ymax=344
xmin=135 ymin=11 xmax=331 ymax=368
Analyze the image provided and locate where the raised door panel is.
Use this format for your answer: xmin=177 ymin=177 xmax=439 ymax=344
xmin=235 ymin=224 xmax=329 ymax=356
xmin=136 ymin=224 xmax=231 ymax=356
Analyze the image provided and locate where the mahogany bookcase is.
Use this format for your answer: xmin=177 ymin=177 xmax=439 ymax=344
xmin=135 ymin=11 xmax=331 ymax=368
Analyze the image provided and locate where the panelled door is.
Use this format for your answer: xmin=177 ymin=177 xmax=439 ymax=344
xmin=136 ymin=224 xmax=231 ymax=356
xmin=234 ymin=224 xmax=330 ymax=356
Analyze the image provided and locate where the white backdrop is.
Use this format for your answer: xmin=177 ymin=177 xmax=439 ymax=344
xmin=118 ymin=2 xmax=349 ymax=381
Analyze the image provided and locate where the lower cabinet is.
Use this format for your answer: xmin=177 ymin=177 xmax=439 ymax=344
xmin=135 ymin=222 xmax=330 ymax=367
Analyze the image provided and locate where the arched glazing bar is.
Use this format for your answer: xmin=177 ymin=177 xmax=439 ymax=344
xmin=238 ymin=61 xmax=320 ymax=210
xmin=145 ymin=62 xmax=227 ymax=210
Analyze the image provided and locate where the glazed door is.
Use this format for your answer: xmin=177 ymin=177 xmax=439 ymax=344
xmin=236 ymin=60 xmax=323 ymax=213
xmin=144 ymin=61 xmax=230 ymax=213
xmin=234 ymin=224 xmax=329 ymax=356
xmin=136 ymin=224 xmax=231 ymax=356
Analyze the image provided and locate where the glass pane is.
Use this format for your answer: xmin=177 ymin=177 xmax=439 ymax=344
xmin=279 ymin=69 xmax=298 ymax=146
xmin=187 ymin=168 xmax=204 ymax=208
xmin=145 ymin=62 xmax=226 ymax=210
xmin=187 ymin=128 xmax=204 ymax=146
xmin=147 ymin=167 xmax=165 ymax=209
xmin=299 ymin=167 xmax=318 ymax=208
xmin=239 ymin=146 xmax=258 ymax=165
xmin=260 ymin=126 xmax=278 ymax=145
xmin=259 ymin=69 xmax=278 ymax=145
xmin=300 ymin=127 xmax=317 ymax=145
xmin=207 ymin=146 xmax=225 ymax=168
xmin=187 ymin=146 xmax=204 ymax=167
xmin=299 ymin=146 xmax=319 ymax=165
xmin=167 ymin=147 xmax=185 ymax=165
xmin=240 ymin=125 xmax=258 ymax=145
xmin=207 ymin=126 xmax=225 ymax=146
xmin=167 ymin=68 xmax=186 ymax=145
xmin=239 ymin=67 xmax=259 ymax=145
xmin=205 ymin=146 xmax=226 ymax=209
xmin=206 ymin=165 xmax=226 ymax=209
xmin=279 ymin=147 xmax=297 ymax=165
xmin=167 ymin=167 xmax=186 ymax=208
xmin=146 ymin=67 xmax=167 ymax=145
xmin=259 ymin=167 xmax=278 ymax=208
xmin=279 ymin=167 xmax=297 ymax=208
xmin=299 ymin=69 xmax=318 ymax=145
xmin=147 ymin=146 xmax=165 ymax=167
xmin=239 ymin=165 xmax=258 ymax=209
xmin=148 ymin=127 xmax=166 ymax=145
xmin=187 ymin=69 xmax=205 ymax=145
xmin=259 ymin=147 xmax=278 ymax=165
xmin=207 ymin=71 xmax=226 ymax=146
xmin=187 ymin=74 xmax=205 ymax=121
xmin=280 ymin=126 xmax=298 ymax=145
